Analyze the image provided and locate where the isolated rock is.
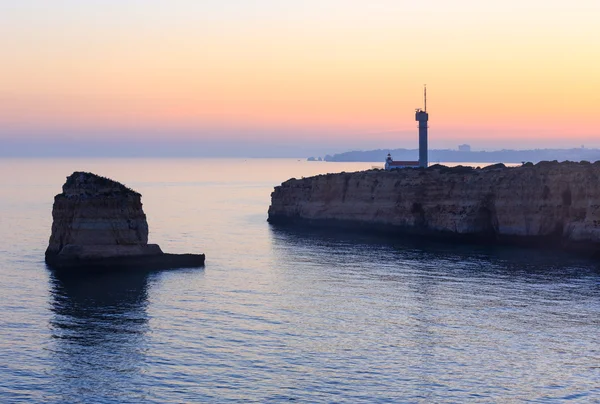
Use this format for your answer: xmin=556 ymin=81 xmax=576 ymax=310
xmin=268 ymin=161 xmax=600 ymax=256
xmin=46 ymin=172 xmax=205 ymax=270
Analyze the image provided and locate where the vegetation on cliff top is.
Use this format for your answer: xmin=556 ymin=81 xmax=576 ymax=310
xmin=62 ymin=171 xmax=138 ymax=196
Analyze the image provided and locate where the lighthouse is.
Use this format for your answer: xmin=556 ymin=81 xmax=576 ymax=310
xmin=415 ymin=86 xmax=429 ymax=168
xmin=384 ymin=86 xmax=430 ymax=171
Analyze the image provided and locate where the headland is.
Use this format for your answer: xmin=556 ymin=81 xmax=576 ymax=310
xmin=268 ymin=161 xmax=600 ymax=257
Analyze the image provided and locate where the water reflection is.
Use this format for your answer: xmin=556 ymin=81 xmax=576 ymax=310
xmin=268 ymin=225 xmax=600 ymax=401
xmin=48 ymin=270 xmax=152 ymax=402
xmin=269 ymin=224 xmax=600 ymax=280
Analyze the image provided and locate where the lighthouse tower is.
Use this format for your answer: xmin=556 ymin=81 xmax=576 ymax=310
xmin=415 ymin=86 xmax=429 ymax=168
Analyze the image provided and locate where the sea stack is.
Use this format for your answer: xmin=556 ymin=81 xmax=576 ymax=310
xmin=45 ymin=171 xmax=205 ymax=271
xmin=268 ymin=161 xmax=600 ymax=257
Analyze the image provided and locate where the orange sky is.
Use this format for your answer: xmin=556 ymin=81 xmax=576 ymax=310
xmin=1 ymin=1 xmax=599 ymax=150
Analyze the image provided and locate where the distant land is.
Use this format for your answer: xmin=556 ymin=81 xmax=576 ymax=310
xmin=317 ymin=148 xmax=600 ymax=164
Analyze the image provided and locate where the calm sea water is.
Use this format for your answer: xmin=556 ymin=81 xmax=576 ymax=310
xmin=0 ymin=158 xmax=598 ymax=403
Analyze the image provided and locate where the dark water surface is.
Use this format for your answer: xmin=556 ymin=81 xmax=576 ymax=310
xmin=0 ymin=158 xmax=598 ymax=403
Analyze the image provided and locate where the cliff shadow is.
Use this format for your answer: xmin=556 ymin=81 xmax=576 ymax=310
xmin=47 ymin=269 xmax=153 ymax=401
xmin=268 ymin=223 xmax=600 ymax=280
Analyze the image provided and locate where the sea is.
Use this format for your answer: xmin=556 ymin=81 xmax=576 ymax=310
xmin=0 ymin=158 xmax=598 ymax=403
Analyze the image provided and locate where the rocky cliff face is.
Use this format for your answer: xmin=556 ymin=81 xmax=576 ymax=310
xmin=46 ymin=172 xmax=152 ymax=257
xmin=268 ymin=162 xmax=600 ymax=254
xmin=46 ymin=172 xmax=205 ymax=270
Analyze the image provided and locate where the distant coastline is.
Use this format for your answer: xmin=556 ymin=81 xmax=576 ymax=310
xmin=317 ymin=148 xmax=600 ymax=163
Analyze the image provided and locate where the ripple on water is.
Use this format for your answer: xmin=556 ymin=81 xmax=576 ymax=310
xmin=1 ymin=158 xmax=599 ymax=402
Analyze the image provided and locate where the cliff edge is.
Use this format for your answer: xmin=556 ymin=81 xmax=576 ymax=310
xmin=268 ymin=161 xmax=600 ymax=256
xmin=46 ymin=172 xmax=205 ymax=271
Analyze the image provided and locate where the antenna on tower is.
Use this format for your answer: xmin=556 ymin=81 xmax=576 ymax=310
xmin=424 ymin=84 xmax=427 ymax=112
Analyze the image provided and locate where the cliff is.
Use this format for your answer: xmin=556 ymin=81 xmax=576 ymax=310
xmin=46 ymin=172 xmax=205 ymax=270
xmin=268 ymin=161 xmax=600 ymax=256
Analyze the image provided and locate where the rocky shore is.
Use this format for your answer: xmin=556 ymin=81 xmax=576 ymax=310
xmin=268 ymin=161 xmax=600 ymax=256
xmin=45 ymin=172 xmax=205 ymax=271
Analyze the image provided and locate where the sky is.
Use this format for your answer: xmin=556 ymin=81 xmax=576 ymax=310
xmin=1 ymin=0 xmax=599 ymax=156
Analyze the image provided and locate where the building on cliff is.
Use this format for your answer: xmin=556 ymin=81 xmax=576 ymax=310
xmin=384 ymin=153 xmax=419 ymax=170
xmin=385 ymin=86 xmax=429 ymax=170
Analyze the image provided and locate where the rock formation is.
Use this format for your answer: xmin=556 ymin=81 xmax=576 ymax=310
xmin=46 ymin=172 xmax=205 ymax=271
xmin=268 ymin=161 xmax=600 ymax=256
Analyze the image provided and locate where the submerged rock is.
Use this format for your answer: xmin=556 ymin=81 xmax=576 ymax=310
xmin=45 ymin=172 xmax=205 ymax=271
xmin=268 ymin=161 xmax=600 ymax=257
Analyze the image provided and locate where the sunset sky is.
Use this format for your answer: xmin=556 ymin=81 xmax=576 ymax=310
xmin=1 ymin=0 xmax=599 ymax=155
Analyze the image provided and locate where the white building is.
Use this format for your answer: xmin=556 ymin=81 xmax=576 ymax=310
xmin=384 ymin=154 xmax=420 ymax=170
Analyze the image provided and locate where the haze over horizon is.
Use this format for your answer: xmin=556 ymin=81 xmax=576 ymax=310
xmin=2 ymin=1 xmax=599 ymax=157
